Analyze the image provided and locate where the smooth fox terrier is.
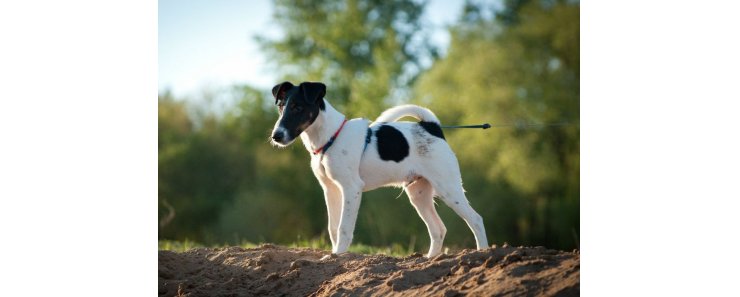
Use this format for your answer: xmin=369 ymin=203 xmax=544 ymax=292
xmin=270 ymin=81 xmax=488 ymax=258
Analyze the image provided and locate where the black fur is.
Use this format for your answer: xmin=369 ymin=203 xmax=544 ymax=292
xmin=375 ymin=125 xmax=409 ymax=162
xmin=299 ymin=82 xmax=326 ymax=111
xmin=271 ymin=81 xmax=327 ymax=141
xmin=418 ymin=121 xmax=445 ymax=140
xmin=272 ymin=81 xmax=294 ymax=104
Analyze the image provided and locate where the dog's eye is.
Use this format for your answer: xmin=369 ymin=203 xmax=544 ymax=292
xmin=293 ymin=105 xmax=303 ymax=112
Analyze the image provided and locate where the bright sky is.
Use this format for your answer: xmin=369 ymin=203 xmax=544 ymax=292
xmin=158 ymin=0 xmax=468 ymax=98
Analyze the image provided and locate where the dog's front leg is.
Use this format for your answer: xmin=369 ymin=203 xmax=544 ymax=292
xmin=333 ymin=180 xmax=364 ymax=254
xmin=319 ymin=179 xmax=341 ymax=250
xmin=312 ymin=160 xmax=343 ymax=252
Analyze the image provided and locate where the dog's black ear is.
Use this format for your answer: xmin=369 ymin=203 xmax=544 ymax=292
xmin=272 ymin=81 xmax=294 ymax=104
xmin=299 ymin=82 xmax=326 ymax=105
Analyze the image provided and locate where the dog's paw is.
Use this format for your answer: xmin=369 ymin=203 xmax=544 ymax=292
xmin=319 ymin=254 xmax=338 ymax=261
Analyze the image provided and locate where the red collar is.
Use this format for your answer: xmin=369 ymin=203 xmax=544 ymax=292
xmin=313 ymin=118 xmax=348 ymax=155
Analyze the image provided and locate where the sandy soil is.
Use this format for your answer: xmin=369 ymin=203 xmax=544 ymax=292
xmin=159 ymin=244 xmax=579 ymax=297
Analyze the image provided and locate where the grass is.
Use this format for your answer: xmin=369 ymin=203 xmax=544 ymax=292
xmin=159 ymin=237 xmax=413 ymax=258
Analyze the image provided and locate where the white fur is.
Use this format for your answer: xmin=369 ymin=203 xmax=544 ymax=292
xmin=275 ymin=100 xmax=488 ymax=258
xmin=374 ymin=104 xmax=440 ymax=123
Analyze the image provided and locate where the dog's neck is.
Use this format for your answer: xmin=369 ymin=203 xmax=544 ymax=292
xmin=300 ymin=100 xmax=346 ymax=154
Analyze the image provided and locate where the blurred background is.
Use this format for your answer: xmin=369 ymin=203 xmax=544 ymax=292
xmin=159 ymin=0 xmax=579 ymax=251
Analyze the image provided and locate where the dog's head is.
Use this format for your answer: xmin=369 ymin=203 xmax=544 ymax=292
xmin=270 ymin=81 xmax=326 ymax=147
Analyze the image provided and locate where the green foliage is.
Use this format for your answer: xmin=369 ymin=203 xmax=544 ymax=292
xmin=158 ymin=0 xmax=579 ymax=252
xmin=159 ymin=239 xmax=205 ymax=252
xmin=258 ymin=0 xmax=434 ymax=117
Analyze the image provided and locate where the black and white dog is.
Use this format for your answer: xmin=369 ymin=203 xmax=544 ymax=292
xmin=270 ymin=81 xmax=488 ymax=258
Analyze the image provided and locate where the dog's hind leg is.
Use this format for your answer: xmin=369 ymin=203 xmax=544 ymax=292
xmin=428 ymin=178 xmax=489 ymax=250
xmin=405 ymin=178 xmax=447 ymax=258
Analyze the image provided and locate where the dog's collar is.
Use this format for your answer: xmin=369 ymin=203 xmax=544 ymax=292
xmin=313 ymin=118 xmax=348 ymax=156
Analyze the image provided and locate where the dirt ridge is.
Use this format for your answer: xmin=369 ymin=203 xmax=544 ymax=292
xmin=159 ymin=244 xmax=579 ymax=296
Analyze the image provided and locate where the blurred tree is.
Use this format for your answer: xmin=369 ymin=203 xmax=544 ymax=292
xmin=415 ymin=0 xmax=579 ymax=249
xmin=257 ymin=0 xmax=435 ymax=117
xmin=158 ymin=92 xmax=253 ymax=241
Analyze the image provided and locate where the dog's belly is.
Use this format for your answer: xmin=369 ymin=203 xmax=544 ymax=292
xmin=359 ymin=157 xmax=419 ymax=192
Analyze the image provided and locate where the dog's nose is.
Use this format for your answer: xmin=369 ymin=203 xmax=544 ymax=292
xmin=271 ymin=131 xmax=284 ymax=142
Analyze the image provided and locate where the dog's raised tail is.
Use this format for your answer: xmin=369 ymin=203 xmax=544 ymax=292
xmin=374 ymin=104 xmax=440 ymax=124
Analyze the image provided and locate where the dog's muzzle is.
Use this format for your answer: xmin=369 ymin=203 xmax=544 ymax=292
xmin=270 ymin=127 xmax=294 ymax=146
xmin=271 ymin=130 xmax=285 ymax=143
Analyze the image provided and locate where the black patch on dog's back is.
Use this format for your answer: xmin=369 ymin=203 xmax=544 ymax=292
xmin=375 ymin=125 xmax=409 ymax=162
xmin=418 ymin=121 xmax=445 ymax=140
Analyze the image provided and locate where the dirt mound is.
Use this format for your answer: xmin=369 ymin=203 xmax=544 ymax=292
xmin=159 ymin=244 xmax=579 ymax=296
